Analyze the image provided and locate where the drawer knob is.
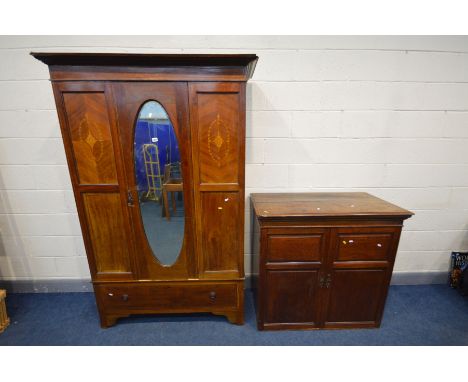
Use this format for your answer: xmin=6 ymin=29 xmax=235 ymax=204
xmin=209 ymin=291 xmax=216 ymax=302
xmin=377 ymin=243 xmax=382 ymax=248
xmin=122 ymin=294 xmax=129 ymax=302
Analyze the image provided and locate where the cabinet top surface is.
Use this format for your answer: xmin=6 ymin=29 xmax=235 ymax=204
xmin=251 ymin=192 xmax=413 ymax=220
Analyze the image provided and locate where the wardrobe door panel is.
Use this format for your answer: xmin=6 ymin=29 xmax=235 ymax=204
xmin=189 ymin=83 xmax=245 ymax=279
xmin=201 ymin=192 xmax=240 ymax=273
xmin=195 ymin=91 xmax=240 ymax=184
xmin=83 ymin=193 xmax=132 ymax=274
xmin=62 ymin=92 xmax=118 ymax=185
xmin=113 ymin=82 xmax=196 ymax=280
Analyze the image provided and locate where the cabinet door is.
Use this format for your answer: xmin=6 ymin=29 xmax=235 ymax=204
xmin=258 ymin=227 xmax=329 ymax=329
xmin=322 ymin=227 xmax=401 ymax=328
xmin=189 ymin=82 xmax=245 ymax=279
xmin=323 ymin=268 xmax=389 ymax=328
xmin=53 ymin=82 xmax=135 ymax=281
xmin=264 ymin=270 xmax=322 ymax=328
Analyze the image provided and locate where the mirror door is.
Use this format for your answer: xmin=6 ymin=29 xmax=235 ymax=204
xmin=113 ymin=82 xmax=196 ymax=280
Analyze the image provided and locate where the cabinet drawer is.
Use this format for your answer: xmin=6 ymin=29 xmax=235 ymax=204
xmin=334 ymin=228 xmax=398 ymax=262
xmin=95 ymin=282 xmax=238 ymax=312
xmin=266 ymin=228 xmax=328 ymax=262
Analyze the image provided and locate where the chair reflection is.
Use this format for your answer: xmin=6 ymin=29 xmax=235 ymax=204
xmin=162 ymin=162 xmax=183 ymax=221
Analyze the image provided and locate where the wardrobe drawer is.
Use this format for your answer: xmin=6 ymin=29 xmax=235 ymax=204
xmin=334 ymin=228 xmax=398 ymax=262
xmin=266 ymin=228 xmax=328 ymax=262
xmin=96 ymin=282 xmax=238 ymax=311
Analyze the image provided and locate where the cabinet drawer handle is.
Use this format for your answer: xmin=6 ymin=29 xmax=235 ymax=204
xmin=122 ymin=294 xmax=129 ymax=302
xmin=377 ymin=243 xmax=382 ymax=248
xmin=209 ymin=291 xmax=216 ymax=302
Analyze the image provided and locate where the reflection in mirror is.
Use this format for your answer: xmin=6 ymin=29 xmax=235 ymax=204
xmin=134 ymin=101 xmax=184 ymax=266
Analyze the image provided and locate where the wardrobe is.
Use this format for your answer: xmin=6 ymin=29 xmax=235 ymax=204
xmin=32 ymin=53 xmax=258 ymax=327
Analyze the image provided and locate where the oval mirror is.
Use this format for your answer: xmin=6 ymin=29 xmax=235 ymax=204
xmin=134 ymin=101 xmax=184 ymax=266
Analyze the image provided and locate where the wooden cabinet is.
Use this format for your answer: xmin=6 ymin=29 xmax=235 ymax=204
xmin=251 ymin=192 xmax=413 ymax=330
xmin=32 ymin=53 xmax=258 ymax=327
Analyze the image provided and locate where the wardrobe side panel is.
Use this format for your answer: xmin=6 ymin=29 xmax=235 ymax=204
xmin=53 ymin=83 xmax=134 ymax=280
xmin=82 ymin=193 xmax=132 ymax=273
xmin=62 ymin=92 xmax=118 ymax=185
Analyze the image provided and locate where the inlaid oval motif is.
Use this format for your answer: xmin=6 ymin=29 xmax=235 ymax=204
xmin=208 ymin=114 xmax=230 ymax=167
xmin=134 ymin=101 xmax=184 ymax=266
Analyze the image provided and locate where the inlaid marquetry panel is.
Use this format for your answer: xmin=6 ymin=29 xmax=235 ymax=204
xmin=200 ymin=192 xmax=240 ymax=273
xmin=195 ymin=91 xmax=240 ymax=184
xmin=63 ymin=92 xmax=117 ymax=185
xmin=83 ymin=193 xmax=131 ymax=274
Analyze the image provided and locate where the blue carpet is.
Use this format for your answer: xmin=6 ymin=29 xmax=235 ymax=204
xmin=0 ymin=285 xmax=467 ymax=345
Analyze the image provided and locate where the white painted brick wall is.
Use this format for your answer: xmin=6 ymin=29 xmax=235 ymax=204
xmin=1 ymin=35 xmax=468 ymax=281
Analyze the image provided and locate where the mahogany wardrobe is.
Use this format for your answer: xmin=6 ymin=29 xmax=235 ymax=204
xmin=32 ymin=53 xmax=258 ymax=327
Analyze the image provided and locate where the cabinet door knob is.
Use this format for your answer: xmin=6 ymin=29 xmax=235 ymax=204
xmin=320 ymin=274 xmax=332 ymax=288
xmin=319 ymin=275 xmax=325 ymax=288
xmin=122 ymin=294 xmax=129 ymax=302
xmin=209 ymin=291 xmax=216 ymax=301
